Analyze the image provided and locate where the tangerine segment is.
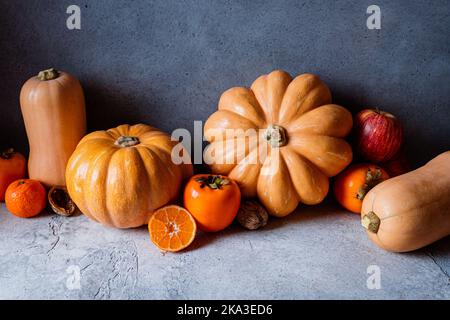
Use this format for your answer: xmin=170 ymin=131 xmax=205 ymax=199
xmin=148 ymin=205 xmax=197 ymax=252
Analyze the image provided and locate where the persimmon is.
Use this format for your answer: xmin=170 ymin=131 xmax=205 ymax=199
xmin=5 ymin=179 xmax=47 ymax=218
xmin=184 ymin=174 xmax=241 ymax=232
xmin=148 ymin=205 xmax=196 ymax=252
xmin=0 ymin=148 xmax=26 ymax=202
xmin=333 ymin=164 xmax=389 ymax=214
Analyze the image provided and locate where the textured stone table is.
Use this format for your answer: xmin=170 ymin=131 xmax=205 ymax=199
xmin=0 ymin=201 xmax=449 ymax=299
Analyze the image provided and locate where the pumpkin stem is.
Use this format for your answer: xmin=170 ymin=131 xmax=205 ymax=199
xmin=194 ymin=175 xmax=230 ymax=190
xmin=264 ymin=124 xmax=287 ymax=148
xmin=0 ymin=148 xmax=15 ymax=159
xmin=361 ymin=211 xmax=381 ymax=233
xmin=115 ymin=136 xmax=140 ymax=147
xmin=37 ymin=68 xmax=60 ymax=81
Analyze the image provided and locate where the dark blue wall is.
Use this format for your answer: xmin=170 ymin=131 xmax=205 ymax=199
xmin=1 ymin=0 xmax=449 ymax=166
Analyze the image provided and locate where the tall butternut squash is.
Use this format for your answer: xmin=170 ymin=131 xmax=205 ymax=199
xmin=20 ymin=68 xmax=86 ymax=187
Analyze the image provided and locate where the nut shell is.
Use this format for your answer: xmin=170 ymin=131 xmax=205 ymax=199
xmin=236 ymin=200 xmax=269 ymax=230
xmin=48 ymin=186 xmax=76 ymax=216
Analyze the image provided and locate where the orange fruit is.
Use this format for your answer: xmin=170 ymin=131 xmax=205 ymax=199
xmin=5 ymin=179 xmax=47 ymax=218
xmin=0 ymin=148 xmax=26 ymax=202
xmin=333 ymin=164 xmax=389 ymax=214
xmin=183 ymin=174 xmax=241 ymax=232
xmin=148 ymin=205 xmax=197 ymax=252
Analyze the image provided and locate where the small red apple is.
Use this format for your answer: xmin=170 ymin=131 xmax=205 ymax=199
xmin=354 ymin=109 xmax=403 ymax=163
xmin=381 ymin=150 xmax=411 ymax=177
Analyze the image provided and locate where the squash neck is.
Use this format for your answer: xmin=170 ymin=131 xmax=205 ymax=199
xmin=115 ymin=136 xmax=140 ymax=147
xmin=264 ymin=124 xmax=287 ymax=148
xmin=37 ymin=68 xmax=60 ymax=81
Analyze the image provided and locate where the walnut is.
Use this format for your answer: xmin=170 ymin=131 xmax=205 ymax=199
xmin=48 ymin=186 xmax=76 ymax=216
xmin=236 ymin=200 xmax=269 ymax=230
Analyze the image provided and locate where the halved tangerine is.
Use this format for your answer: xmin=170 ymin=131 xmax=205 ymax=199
xmin=148 ymin=205 xmax=197 ymax=252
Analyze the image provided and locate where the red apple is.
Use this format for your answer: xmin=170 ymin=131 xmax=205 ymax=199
xmin=354 ymin=109 xmax=403 ymax=163
xmin=381 ymin=150 xmax=411 ymax=177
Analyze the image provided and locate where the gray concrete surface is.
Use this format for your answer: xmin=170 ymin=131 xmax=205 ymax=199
xmin=0 ymin=202 xmax=449 ymax=299
xmin=1 ymin=0 xmax=449 ymax=167
xmin=0 ymin=0 xmax=449 ymax=300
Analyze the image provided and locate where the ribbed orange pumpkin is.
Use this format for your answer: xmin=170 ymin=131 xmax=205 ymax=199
xmin=65 ymin=124 xmax=193 ymax=228
xmin=204 ymin=70 xmax=353 ymax=217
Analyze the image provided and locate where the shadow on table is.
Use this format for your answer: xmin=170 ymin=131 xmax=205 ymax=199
xmin=188 ymin=198 xmax=450 ymax=262
xmin=186 ymin=198 xmax=356 ymax=252
xmin=263 ymin=200 xmax=357 ymax=231
xmin=25 ymin=197 xmax=450 ymax=261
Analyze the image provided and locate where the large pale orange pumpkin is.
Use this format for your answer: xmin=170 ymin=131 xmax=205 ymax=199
xmin=20 ymin=68 xmax=86 ymax=187
xmin=66 ymin=124 xmax=193 ymax=228
xmin=204 ymin=70 xmax=353 ymax=217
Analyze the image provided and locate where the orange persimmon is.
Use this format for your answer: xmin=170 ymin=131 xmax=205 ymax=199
xmin=184 ymin=174 xmax=241 ymax=232
xmin=148 ymin=205 xmax=196 ymax=252
xmin=0 ymin=148 xmax=26 ymax=202
xmin=333 ymin=163 xmax=389 ymax=214
xmin=5 ymin=179 xmax=47 ymax=218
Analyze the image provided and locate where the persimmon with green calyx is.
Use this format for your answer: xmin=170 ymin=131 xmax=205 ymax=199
xmin=184 ymin=174 xmax=241 ymax=232
xmin=333 ymin=163 xmax=389 ymax=214
xmin=5 ymin=179 xmax=47 ymax=218
xmin=0 ymin=148 xmax=27 ymax=202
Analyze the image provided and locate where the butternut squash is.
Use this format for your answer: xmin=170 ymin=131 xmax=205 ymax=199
xmin=361 ymin=151 xmax=450 ymax=252
xmin=20 ymin=68 xmax=86 ymax=187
